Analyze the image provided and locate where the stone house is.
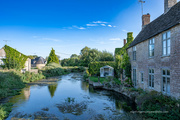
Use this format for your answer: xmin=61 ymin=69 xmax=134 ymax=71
xmin=31 ymin=57 xmax=47 ymax=69
xmin=127 ymin=0 xmax=180 ymax=99
xmin=0 ymin=48 xmax=31 ymax=72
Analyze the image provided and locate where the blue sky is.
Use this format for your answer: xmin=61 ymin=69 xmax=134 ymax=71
xmin=0 ymin=0 xmax=179 ymax=59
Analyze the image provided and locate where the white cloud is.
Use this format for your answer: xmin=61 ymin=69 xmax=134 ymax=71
xmin=108 ymin=25 xmax=112 ymax=27
xmin=86 ymin=24 xmax=98 ymax=26
xmin=92 ymin=21 xmax=107 ymax=24
xmin=78 ymin=27 xmax=86 ymax=30
xmin=101 ymin=24 xmax=106 ymax=26
xmin=122 ymin=29 xmax=128 ymax=32
xmin=113 ymin=26 xmax=116 ymax=27
xmin=109 ymin=38 xmax=121 ymax=41
xmin=72 ymin=25 xmax=86 ymax=30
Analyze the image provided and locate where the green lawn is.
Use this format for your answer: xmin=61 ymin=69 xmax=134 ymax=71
xmin=89 ymin=76 xmax=121 ymax=85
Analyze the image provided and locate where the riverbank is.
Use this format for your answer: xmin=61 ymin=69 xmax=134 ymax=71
xmin=86 ymin=77 xmax=180 ymax=120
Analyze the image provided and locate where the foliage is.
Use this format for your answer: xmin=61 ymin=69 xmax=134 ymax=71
xmin=47 ymin=48 xmax=59 ymax=64
xmin=2 ymin=45 xmax=28 ymax=70
xmin=114 ymin=32 xmax=133 ymax=78
xmin=0 ymin=70 xmax=45 ymax=99
xmin=89 ymin=76 xmax=121 ymax=85
xmin=121 ymin=53 xmax=131 ymax=78
xmin=0 ymin=103 xmax=13 ymax=120
xmin=88 ymin=61 xmax=115 ymax=76
xmin=41 ymin=63 xmax=65 ymax=77
xmin=83 ymin=69 xmax=90 ymax=80
xmin=115 ymin=48 xmax=122 ymax=56
xmin=61 ymin=47 xmax=114 ymax=67
xmin=136 ymin=91 xmax=180 ymax=120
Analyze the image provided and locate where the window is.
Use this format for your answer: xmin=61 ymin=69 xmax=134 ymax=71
xmin=133 ymin=68 xmax=137 ymax=86
xmin=162 ymin=31 xmax=171 ymax=56
xmin=162 ymin=69 xmax=170 ymax=94
xmin=149 ymin=38 xmax=155 ymax=57
xmin=133 ymin=46 xmax=136 ymax=60
xmin=149 ymin=69 xmax=154 ymax=88
xmin=141 ymin=73 xmax=144 ymax=83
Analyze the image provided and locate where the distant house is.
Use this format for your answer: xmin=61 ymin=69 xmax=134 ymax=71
xmin=127 ymin=0 xmax=180 ymax=99
xmin=100 ymin=65 xmax=114 ymax=77
xmin=31 ymin=57 xmax=47 ymax=69
xmin=0 ymin=47 xmax=31 ymax=72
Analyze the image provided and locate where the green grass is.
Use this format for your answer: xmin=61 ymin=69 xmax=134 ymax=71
xmin=89 ymin=76 xmax=121 ymax=85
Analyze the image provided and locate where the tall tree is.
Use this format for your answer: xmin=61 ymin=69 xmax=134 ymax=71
xmin=47 ymin=48 xmax=59 ymax=64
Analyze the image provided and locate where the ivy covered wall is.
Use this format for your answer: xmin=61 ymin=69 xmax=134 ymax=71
xmin=2 ymin=45 xmax=28 ymax=69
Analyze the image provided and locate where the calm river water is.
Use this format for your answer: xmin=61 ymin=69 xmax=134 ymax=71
xmin=6 ymin=73 xmax=138 ymax=120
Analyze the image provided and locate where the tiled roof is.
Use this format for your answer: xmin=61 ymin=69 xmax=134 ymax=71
xmin=129 ymin=2 xmax=180 ymax=48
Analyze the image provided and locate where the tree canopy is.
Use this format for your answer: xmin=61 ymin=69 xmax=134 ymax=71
xmin=47 ymin=48 xmax=59 ymax=64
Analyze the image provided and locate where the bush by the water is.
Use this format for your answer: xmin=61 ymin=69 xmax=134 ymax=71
xmin=0 ymin=103 xmax=13 ymax=120
xmin=136 ymin=91 xmax=180 ymax=120
xmin=41 ymin=63 xmax=65 ymax=77
xmin=0 ymin=70 xmax=45 ymax=99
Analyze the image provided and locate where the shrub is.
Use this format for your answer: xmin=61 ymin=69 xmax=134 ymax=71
xmin=136 ymin=91 xmax=180 ymax=120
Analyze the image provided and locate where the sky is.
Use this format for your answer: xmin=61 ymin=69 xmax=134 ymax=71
xmin=0 ymin=0 xmax=179 ymax=59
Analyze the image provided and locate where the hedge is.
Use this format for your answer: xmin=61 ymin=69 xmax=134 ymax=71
xmin=88 ymin=61 xmax=115 ymax=76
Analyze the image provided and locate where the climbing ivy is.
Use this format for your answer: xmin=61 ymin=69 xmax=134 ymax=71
xmin=115 ymin=32 xmax=134 ymax=78
xmin=2 ymin=45 xmax=28 ymax=70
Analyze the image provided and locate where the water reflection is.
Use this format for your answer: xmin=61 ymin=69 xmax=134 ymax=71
xmin=80 ymin=81 xmax=89 ymax=92
xmin=48 ymin=84 xmax=58 ymax=98
xmin=9 ymin=86 xmax=30 ymax=104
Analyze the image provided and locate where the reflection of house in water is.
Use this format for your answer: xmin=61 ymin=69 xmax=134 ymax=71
xmin=9 ymin=87 xmax=31 ymax=104
xmin=48 ymin=84 xmax=58 ymax=98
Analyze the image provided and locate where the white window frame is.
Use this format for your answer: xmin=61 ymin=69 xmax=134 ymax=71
xmin=162 ymin=69 xmax=170 ymax=95
xmin=149 ymin=38 xmax=155 ymax=57
xmin=162 ymin=31 xmax=171 ymax=56
xmin=149 ymin=68 xmax=154 ymax=89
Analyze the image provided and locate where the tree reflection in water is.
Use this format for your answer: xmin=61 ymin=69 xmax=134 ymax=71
xmin=48 ymin=84 xmax=58 ymax=98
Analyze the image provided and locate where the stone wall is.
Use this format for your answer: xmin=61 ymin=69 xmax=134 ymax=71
xmin=127 ymin=24 xmax=180 ymax=99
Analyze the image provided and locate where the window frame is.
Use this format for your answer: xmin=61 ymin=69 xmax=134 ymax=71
xmin=141 ymin=72 xmax=144 ymax=83
xmin=133 ymin=68 xmax=137 ymax=87
xmin=133 ymin=46 xmax=136 ymax=60
xmin=148 ymin=68 xmax=154 ymax=89
xmin=162 ymin=31 xmax=171 ymax=56
xmin=149 ymin=38 xmax=155 ymax=58
xmin=162 ymin=69 xmax=170 ymax=95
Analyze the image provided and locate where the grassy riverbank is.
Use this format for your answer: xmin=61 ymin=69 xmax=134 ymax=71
xmin=89 ymin=76 xmax=121 ymax=85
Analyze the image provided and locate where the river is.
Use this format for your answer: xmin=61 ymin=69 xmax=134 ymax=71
xmin=6 ymin=73 xmax=138 ymax=120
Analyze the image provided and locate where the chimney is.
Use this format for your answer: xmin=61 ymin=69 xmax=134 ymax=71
xmin=142 ymin=13 xmax=150 ymax=28
xmin=124 ymin=39 xmax=127 ymax=46
xmin=164 ymin=0 xmax=177 ymax=13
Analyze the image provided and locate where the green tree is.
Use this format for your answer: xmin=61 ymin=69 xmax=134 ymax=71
xmin=99 ymin=50 xmax=114 ymax=61
xmin=47 ymin=48 xmax=59 ymax=64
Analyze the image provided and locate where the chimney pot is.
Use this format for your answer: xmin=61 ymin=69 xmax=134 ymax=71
xmin=124 ymin=39 xmax=127 ymax=46
xmin=142 ymin=13 xmax=151 ymax=29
